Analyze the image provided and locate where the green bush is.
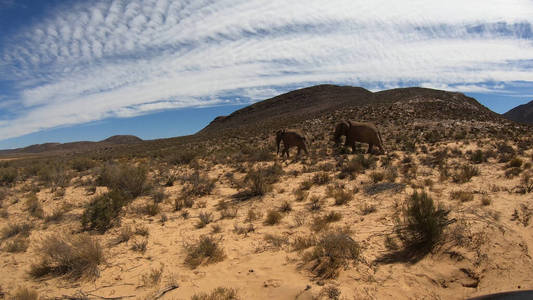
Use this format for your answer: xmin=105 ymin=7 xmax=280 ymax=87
xmin=0 ymin=167 xmax=17 ymax=185
xmin=97 ymin=163 xmax=148 ymax=199
xmin=71 ymin=157 xmax=97 ymax=172
xmin=81 ymin=191 xmax=127 ymax=233
xmin=396 ymin=191 xmax=450 ymax=252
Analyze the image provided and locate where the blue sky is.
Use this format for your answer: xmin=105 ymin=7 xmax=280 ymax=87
xmin=1 ymin=0 xmax=533 ymax=149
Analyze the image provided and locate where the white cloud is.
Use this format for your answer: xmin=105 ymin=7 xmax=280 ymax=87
xmin=1 ymin=0 xmax=533 ymax=140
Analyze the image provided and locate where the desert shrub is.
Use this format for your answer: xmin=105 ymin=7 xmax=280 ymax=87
xmin=327 ymin=185 xmax=353 ymax=206
xmin=369 ymin=171 xmax=385 ymax=183
xmin=293 ymin=189 xmax=309 ymax=202
xmin=211 ymin=224 xmax=222 ymax=234
xmin=264 ymin=233 xmax=289 ymax=249
xmin=140 ymin=201 xmax=160 ymax=216
xmin=168 ymin=150 xmax=197 ymax=165
xmin=191 ymin=287 xmax=239 ymax=300
xmin=141 ymin=265 xmax=163 ymax=287
xmin=320 ymin=286 xmax=341 ymax=300
xmin=299 ymin=179 xmax=314 ymax=190
xmin=71 ymin=157 xmax=97 ymax=172
xmin=184 ymin=236 xmax=225 ymax=269
xmin=312 ymin=172 xmax=330 ymax=185
xmin=384 ymin=167 xmax=398 ymax=182
xmin=44 ymin=206 xmax=67 ymax=223
xmin=10 ymin=287 xmax=39 ymax=300
xmin=279 ymin=200 xmax=292 ymax=213
xmin=111 ymin=226 xmax=134 ymax=245
xmin=30 ymin=233 xmax=104 ymax=280
xmin=339 ymin=154 xmax=375 ymax=178
xmin=81 ymin=190 xmax=127 ymax=233
xmin=220 ymin=207 xmax=238 ymax=219
xmin=519 ymin=172 xmax=533 ymax=193
xmin=311 ymin=211 xmax=342 ymax=232
xmin=360 ymin=203 xmax=377 ymax=215
xmin=308 ymin=196 xmax=324 ymax=211
xmin=507 ymin=157 xmax=523 ymax=169
xmin=505 ymin=167 xmax=522 ymax=178
xmin=97 ymin=163 xmax=148 ymax=199
xmin=174 ymin=197 xmax=194 ymax=211
xmin=131 ymin=239 xmax=148 ymax=253
xmin=196 ymin=211 xmax=214 ymax=229
xmin=182 ymin=171 xmax=216 ymax=198
xmin=396 ymin=191 xmax=450 ymax=253
xmin=469 ymin=150 xmax=487 ymax=164
xmin=450 ymin=190 xmax=474 ymax=202
xmin=151 ymin=187 xmax=166 ymax=203
xmin=264 ymin=210 xmax=283 ymax=225
xmin=25 ymin=194 xmax=43 ymax=219
xmin=303 ymin=228 xmax=360 ymax=279
xmin=291 ymin=235 xmax=317 ymax=251
xmin=238 ymin=164 xmax=283 ymax=199
xmin=452 ymin=164 xmax=479 ymax=183
xmin=0 ymin=167 xmax=17 ymax=185
xmin=1 ymin=223 xmax=32 ymax=240
xmin=481 ymin=195 xmax=492 ymax=206
xmin=3 ymin=236 xmax=29 ymax=253
xmin=38 ymin=162 xmax=71 ymax=189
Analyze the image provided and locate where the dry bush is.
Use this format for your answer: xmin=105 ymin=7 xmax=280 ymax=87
xmin=81 ymin=190 xmax=127 ymax=233
xmin=481 ymin=195 xmax=492 ymax=206
xmin=97 ymin=163 xmax=148 ymax=199
xmin=184 ymin=236 xmax=225 ymax=269
xmin=450 ymin=190 xmax=474 ymax=202
xmin=196 ymin=211 xmax=214 ymax=229
xmin=233 ymin=223 xmax=255 ymax=235
xmin=299 ymin=179 xmax=314 ymax=191
xmin=360 ymin=203 xmax=377 ymax=215
xmin=37 ymin=162 xmax=71 ymax=190
xmin=452 ymin=164 xmax=479 ymax=183
xmin=3 ymin=236 xmax=29 ymax=253
xmin=520 ymin=172 xmax=533 ymax=193
xmin=139 ymin=200 xmax=160 ymax=216
xmin=167 ymin=150 xmax=197 ymax=165
xmin=279 ymin=200 xmax=292 ymax=213
xmin=469 ymin=149 xmax=487 ymax=164
xmin=191 ymin=287 xmax=239 ymax=300
xmin=1 ymin=223 xmax=32 ymax=240
xmin=327 ymin=185 xmax=353 ymax=206
xmin=291 ymin=235 xmax=317 ymax=252
xmin=245 ymin=208 xmax=262 ymax=222
xmin=71 ymin=157 xmax=97 ymax=172
xmin=320 ymin=285 xmax=341 ymax=300
xmin=237 ymin=164 xmax=283 ymax=199
xmin=0 ymin=167 xmax=17 ymax=186
xmin=506 ymin=157 xmax=523 ymax=169
xmin=264 ymin=234 xmax=289 ymax=249
xmin=135 ymin=225 xmax=150 ymax=236
xmin=131 ymin=239 xmax=148 ymax=253
xmin=308 ymin=196 xmax=324 ymax=211
xmin=151 ymin=187 xmax=166 ymax=203
xmin=264 ymin=210 xmax=283 ymax=226
xmin=220 ymin=207 xmax=239 ymax=219
xmin=505 ymin=167 xmax=522 ymax=178
xmin=30 ymin=233 xmax=104 ymax=281
xmin=293 ymin=189 xmax=309 ymax=202
xmin=369 ymin=171 xmax=385 ymax=183
xmin=182 ymin=171 xmax=216 ymax=198
xmin=141 ymin=265 xmax=163 ymax=287
xmin=112 ymin=226 xmax=134 ymax=245
xmin=395 ymin=191 xmax=451 ymax=253
xmin=25 ymin=194 xmax=43 ymax=219
xmin=174 ymin=197 xmax=194 ymax=211
xmin=312 ymin=172 xmax=331 ymax=185
xmin=303 ymin=228 xmax=360 ymax=279
xmin=311 ymin=211 xmax=342 ymax=232
xmin=9 ymin=287 xmax=39 ymax=300
xmin=211 ymin=224 xmax=222 ymax=234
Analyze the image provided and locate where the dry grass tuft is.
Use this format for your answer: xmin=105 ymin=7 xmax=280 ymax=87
xmin=191 ymin=287 xmax=239 ymax=300
xmin=184 ymin=236 xmax=225 ymax=269
xmin=30 ymin=233 xmax=104 ymax=281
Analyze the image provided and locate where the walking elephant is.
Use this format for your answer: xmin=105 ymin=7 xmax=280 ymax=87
xmin=333 ymin=121 xmax=385 ymax=154
xmin=275 ymin=129 xmax=309 ymax=158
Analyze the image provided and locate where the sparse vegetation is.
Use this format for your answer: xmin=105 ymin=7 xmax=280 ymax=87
xmin=452 ymin=164 xmax=479 ymax=183
xmin=264 ymin=210 xmax=283 ymax=225
xmin=30 ymin=234 xmax=104 ymax=280
xmin=184 ymin=236 xmax=225 ymax=269
xmin=10 ymin=287 xmax=39 ymax=300
xmin=196 ymin=211 xmax=214 ymax=228
xmin=450 ymin=190 xmax=474 ymax=202
xmin=81 ymin=190 xmax=127 ymax=233
xmin=191 ymin=287 xmax=239 ymax=300
xmin=303 ymin=228 xmax=360 ymax=279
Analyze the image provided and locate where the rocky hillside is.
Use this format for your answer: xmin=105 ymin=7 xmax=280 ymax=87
xmin=199 ymin=85 xmax=504 ymax=137
xmin=503 ymin=100 xmax=533 ymax=124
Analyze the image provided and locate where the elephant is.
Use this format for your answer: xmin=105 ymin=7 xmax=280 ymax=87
xmin=333 ymin=121 xmax=385 ymax=154
xmin=275 ymin=129 xmax=309 ymax=158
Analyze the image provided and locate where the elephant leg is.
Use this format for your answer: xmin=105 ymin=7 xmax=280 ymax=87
xmin=367 ymin=144 xmax=374 ymax=154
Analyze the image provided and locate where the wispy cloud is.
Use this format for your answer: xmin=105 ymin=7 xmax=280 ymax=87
xmin=1 ymin=0 xmax=533 ymax=140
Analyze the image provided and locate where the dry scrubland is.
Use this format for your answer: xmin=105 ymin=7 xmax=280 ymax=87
xmin=1 ymin=98 xmax=533 ymax=299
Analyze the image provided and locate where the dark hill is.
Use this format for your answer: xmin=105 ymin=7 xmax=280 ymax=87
xmin=502 ymin=100 xmax=533 ymax=124
xmin=199 ymin=84 xmax=502 ymax=135
xmin=101 ymin=135 xmax=143 ymax=144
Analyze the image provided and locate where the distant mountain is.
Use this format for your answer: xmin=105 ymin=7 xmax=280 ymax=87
xmin=0 ymin=135 xmax=143 ymax=156
xmin=502 ymin=100 xmax=533 ymax=124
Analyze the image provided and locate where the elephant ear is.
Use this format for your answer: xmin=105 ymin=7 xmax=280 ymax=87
xmin=343 ymin=120 xmax=351 ymax=128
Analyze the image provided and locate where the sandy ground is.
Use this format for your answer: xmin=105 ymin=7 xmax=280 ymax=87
xmin=1 ymin=141 xmax=533 ymax=299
